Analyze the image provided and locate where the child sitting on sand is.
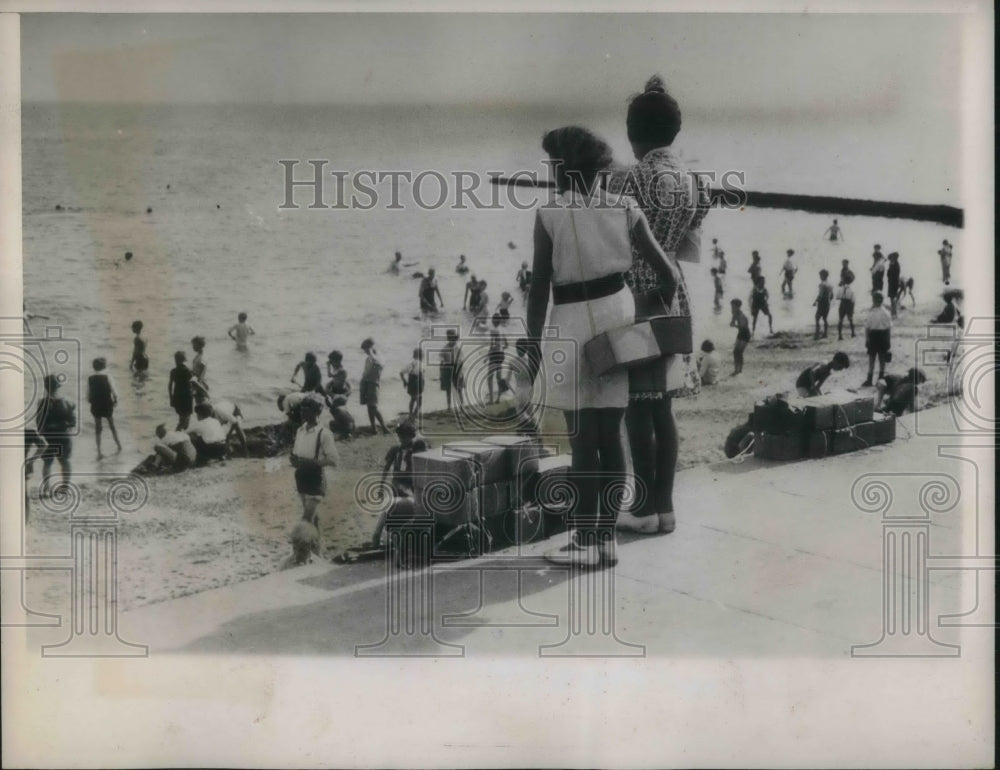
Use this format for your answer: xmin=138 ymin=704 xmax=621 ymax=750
xmin=813 ymin=269 xmax=835 ymax=339
xmin=329 ymin=396 xmax=356 ymax=439
xmin=875 ymin=367 xmax=927 ymax=416
xmin=730 ymin=299 xmax=751 ymax=375
xmin=697 ymin=340 xmax=721 ymax=386
xmin=279 ymin=519 xmax=322 ymax=569
xmin=795 ymin=352 xmax=850 ymax=397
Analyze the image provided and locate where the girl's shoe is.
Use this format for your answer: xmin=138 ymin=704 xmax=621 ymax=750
xmin=616 ymin=509 xmax=659 ymax=534
xmin=658 ymin=512 xmax=676 ymax=533
xmin=544 ymin=531 xmax=599 ymax=567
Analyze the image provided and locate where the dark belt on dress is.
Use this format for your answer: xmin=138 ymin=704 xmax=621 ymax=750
xmin=552 ymin=272 xmax=625 ymax=306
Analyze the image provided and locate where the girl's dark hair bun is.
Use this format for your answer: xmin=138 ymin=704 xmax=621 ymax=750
xmin=644 ymin=75 xmax=667 ymax=94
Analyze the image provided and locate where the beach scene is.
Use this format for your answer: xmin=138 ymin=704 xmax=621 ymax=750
xmin=16 ymin=13 xmax=969 ymax=615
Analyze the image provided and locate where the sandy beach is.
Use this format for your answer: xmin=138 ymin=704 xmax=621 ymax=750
xmin=22 ymin=298 xmax=959 ymax=615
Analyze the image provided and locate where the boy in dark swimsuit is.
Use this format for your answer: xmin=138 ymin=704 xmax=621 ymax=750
xmin=730 ymin=299 xmax=751 ymax=375
xmin=130 ymin=320 xmax=149 ymax=373
xmin=749 ymin=276 xmax=773 ymax=335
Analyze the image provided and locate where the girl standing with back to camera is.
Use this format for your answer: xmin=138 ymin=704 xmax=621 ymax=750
xmin=526 ymin=125 xmax=679 ymax=567
xmin=606 ymin=76 xmax=711 ymax=537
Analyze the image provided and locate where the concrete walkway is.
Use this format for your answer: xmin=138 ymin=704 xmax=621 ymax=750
xmin=117 ymin=405 xmax=989 ymax=658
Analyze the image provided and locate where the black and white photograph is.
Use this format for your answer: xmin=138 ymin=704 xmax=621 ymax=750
xmin=1 ymin=3 xmax=994 ymax=767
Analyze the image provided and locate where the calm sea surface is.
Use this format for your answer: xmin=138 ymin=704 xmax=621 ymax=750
xmin=21 ymin=102 xmax=961 ymax=473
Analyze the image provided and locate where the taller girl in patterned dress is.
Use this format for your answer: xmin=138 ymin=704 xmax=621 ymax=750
xmin=606 ymin=75 xmax=711 ymax=536
xmin=527 ymin=126 xmax=679 ymax=568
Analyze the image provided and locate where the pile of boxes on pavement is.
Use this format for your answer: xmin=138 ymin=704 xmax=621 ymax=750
xmin=752 ymin=392 xmax=896 ymax=461
xmin=411 ymin=434 xmax=573 ymax=548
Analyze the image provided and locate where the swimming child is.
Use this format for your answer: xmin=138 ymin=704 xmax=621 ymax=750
xmin=388 ymin=251 xmax=402 ymax=274
xmin=129 ymin=320 xmax=149 ymax=373
xmin=696 ymin=339 xmax=721 ymax=386
xmin=400 ymin=348 xmax=424 ymax=419
xmin=291 ymin=352 xmax=324 ymax=394
xmin=836 ymin=273 xmax=856 ymax=340
xmin=795 ymin=352 xmax=850 ymax=397
xmin=823 ymin=219 xmax=843 ymax=242
xmin=360 ymin=337 xmax=390 ymax=435
xmin=711 ymin=267 xmax=724 ymax=311
xmin=168 ymin=351 xmax=195 ymax=430
xmin=779 ymin=249 xmax=797 ymax=297
xmin=729 ymin=299 xmax=750 ymax=375
xmin=87 ymin=357 xmax=122 ymax=458
xmin=456 ymin=254 xmax=469 ymax=274
xmin=227 ymin=312 xmax=256 ymax=350
xmin=813 ymin=269 xmax=834 ymax=339
xmin=749 ymin=276 xmax=773 ymax=336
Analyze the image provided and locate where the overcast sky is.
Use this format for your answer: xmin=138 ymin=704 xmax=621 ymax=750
xmin=21 ymin=13 xmax=961 ymax=117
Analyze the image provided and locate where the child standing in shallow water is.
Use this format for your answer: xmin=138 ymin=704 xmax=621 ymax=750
xmin=227 ymin=312 xmax=255 ymax=350
xmin=730 ymin=299 xmax=751 ymax=375
xmin=813 ymin=269 xmax=834 ymax=339
xmin=87 ymin=357 xmax=122 ymax=458
xmin=129 ymin=320 xmax=148 ymax=373
xmin=749 ymin=276 xmax=773 ymax=336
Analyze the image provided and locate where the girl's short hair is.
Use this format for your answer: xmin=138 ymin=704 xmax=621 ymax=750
xmin=542 ymin=126 xmax=613 ymax=193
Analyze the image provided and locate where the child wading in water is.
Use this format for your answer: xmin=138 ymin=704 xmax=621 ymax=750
xmin=836 ymin=273 xmax=856 ymax=340
xmin=129 ymin=320 xmax=149 ymax=373
xmin=813 ymin=269 xmax=835 ymax=339
xmin=360 ymin=338 xmax=390 ymax=435
xmin=227 ymin=312 xmax=255 ymax=350
xmin=795 ymin=352 xmax=850 ymax=397
xmin=711 ymin=267 xmax=723 ymax=311
xmin=87 ymin=357 xmax=122 ymax=458
xmin=730 ymin=299 xmax=751 ymax=375
xmin=749 ymin=276 xmax=773 ymax=336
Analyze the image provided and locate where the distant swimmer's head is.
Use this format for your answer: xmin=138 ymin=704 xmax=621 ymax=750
xmin=174 ymin=350 xmax=186 ymax=365
xmin=787 ymin=249 xmax=794 ymax=256
xmin=92 ymin=357 xmax=107 ymax=371
xmin=541 ymin=126 xmax=613 ymax=195
xmin=305 ymin=352 xmax=317 ymax=364
xmin=238 ymin=312 xmax=248 ymax=322
xmin=361 ymin=337 xmax=375 ymax=352
xmin=832 ymin=352 xmax=850 ymax=370
xmin=327 ymin=350 xmax=342 ymax=364
xmin=131 ymin=320 xmax=143 ymax=334
xmin=194 ymin=403 xmax=213 ymax=419
xmin=191 ymin=336 xmax=205 ymax=352
xmin=626 ymin=75 xmax=682 ymax=152
xmin=819 ymin=269 xmax=829 ymax=280
xmin=155 ymin=424 xmax=167 ymax=439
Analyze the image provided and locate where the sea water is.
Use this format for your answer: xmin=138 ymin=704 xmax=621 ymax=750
xmin=21 ymin=102 xmax=961 ymax=474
